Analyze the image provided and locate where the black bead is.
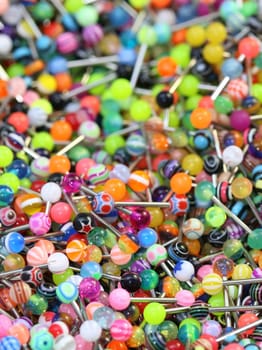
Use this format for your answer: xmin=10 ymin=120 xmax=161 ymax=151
xmin=48 ymin=173 xmax=64 ymax=185
xmin=120 ymin=272 xmax=141 ymax=293
xmin=73 ymin=213 xmax=95 ymax=234
xmin=49 ymin=93 xmax=67 ymax=110
xmin=117 ymin=64 xmax=133 ymax=79
xmin=156 ymin=90 xmax=173 ymax=108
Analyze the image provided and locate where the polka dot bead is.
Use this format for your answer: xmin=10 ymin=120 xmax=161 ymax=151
xmin=146 ymin=244 xmax=167 ymax=266
xmin=29 ymin=212 xmax=51 ymax=236
xmin=226 ymin=78 xmax=249 ymax=101
xmin=92 ymin=191 xmax=114 ymax=215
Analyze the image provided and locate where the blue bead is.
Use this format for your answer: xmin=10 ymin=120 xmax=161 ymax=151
xmin=0 ymin=336 xmax=21 ymax=350
xmin=193 ymin=131 xmax=211 ymax=150
xmin=80 ymin=261 xmax=102 ymax=279
xmin=221 ymin=58 xmax=243 ymax=78
xmin=4 ymin=231 xmax=25 ymax=253
xmin=120 ymin=29 xmax=137 ymax=49
xmin=47 ymin=56 xmax=68 ymax=74
xmin=61 ymin=13 xmax=79 ymax=32
xmin=118 ymin=48 xmax=136 ymax=65
xmin=108 ymin=6 xmax=131 ymax=28
xmin=154 ymin=23 xmax=171 ymax=44
xmin=226 ymin=12 xmax=247 ymax=33
xmin=219 ymin=1 xmax=239 ymax=20
xmin=177 ymin=5 xmax=196 ymax=23
xmin=137 ymin=228 xmax=158 ymax=248
xmin=36 ymin=36 xmax=56 ymax=57
xmin=6 ymin=159 xmax=29 ymax=179
xmin=12 ymin=46 xmax=32 ymax=62
xmin=0 ymin=185 xmax=14 ymax=206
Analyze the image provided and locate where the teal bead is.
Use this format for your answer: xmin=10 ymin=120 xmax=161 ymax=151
xmin=247 ymin=228 xmax=262 ymax=249
xmin=25 ymin=294 xmax=48 ymax=315
xmin=56 ymin=281 xmax=78 ymax=304
xmin=30 ymin=329 xmax=54 ymax=350
xmin=195 ymin=181 xmax=215 ymax=205
xmin=223 ymin=239 xmax=244 ymax=261
xmin=178 ymin=324 xmax=200 ymax=345
xmin=140 ymin=269 xmax=159 ymax=291
xmin=101 ymin=99 xmax=120 ymax=116
xmin=102 ymin=113 xmax=123 ymax=135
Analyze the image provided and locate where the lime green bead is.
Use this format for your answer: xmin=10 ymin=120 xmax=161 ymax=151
xmin=208 ymin=292 xmax=225 ymax=316
xmin=75 ymin=6 xmax=98 ymax=26
xmin=137 ymin=25 xmax=157 ymax=46
xmin=31 ymin=132 xmax=55 ymax=151
xmin=0 ymin=173 xmax=20 ymax=193
xmin=20 ymin=178 xmax=31 ymax=189
xmin=152 ymin=84 xmax=165 ymax=97
xmin=185 ymin=94 xmax=202 ymax=110
xmin=16 ymin=152 xmax=29 ymax=164
xmin=104 ymin=135 xmax=125 ymax=155
xmin=68 ymin=145 xmax=90 ymax=162
xmin=0 ymin=146 xmax=13 ymax=167
xmin=129 ymin=0 xmax=150 ymax=9
xmin=205 ymin=206 xmax=226 ymax=228
xmin=143 ymin=302 xmax=166 ymax=325
xmin=31 ymin=98 xmax=53 ymax=114
xmin=64 ymin=0 xmax=83 ymax=13
xmin=110 ymin=78 xmax=132 ymax=100
xmin=165 ymin=110 xmax=180 ymax=128
xmin=130 ymin=99 xmax=151 ymax=122
xmin=88 ymin=72 xmax=108 ymax=95
xmin=170 ymin=44 xmax=191 ymax=68
xmin=53 ymin=268 xmax=74 ymax=285
xmin=178 ymin=75 xmax=199 ymax=97
xmin=170 ymin=128 xmax=188 ymax=147
xmin=251 ymin=84 xmax=262 ymax=103
xmin=7 ymin=63 xmax=25 ymax=77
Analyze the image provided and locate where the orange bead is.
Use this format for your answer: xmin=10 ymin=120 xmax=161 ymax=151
xmin=8 ymin=324 xmax=30 ymax=345
xmin=7 ymin=112 xmax=29 ymax=133
xmin=128 ymin=170 xmax=150 ymax=192
xmin=170 ymin=172 xmax=192 ymax=194
xmin=80 ymin=95 xmax=101 ymax=115
xmin=49 ymin=155 xmax=71 ymax=174
xmin=150 ymin=132 xmax=169 ymax=153
xmin=171 ymin=29 xmax=187 ymax=44
xmin=25 ymin=60 xmax=45 ymax=76
xmin=55 ymin=72 xmax=72 ymax=92
xmin=151 ymin=0 xmax=172 ymax=8
xmin=157 ymin=57 xmax=177 ymax=77
xmin=104 ymin=178 xmax=127 ymax=201
xmin=42 ymin=21 xmax=63 ymax=39
xmin=106 ymin=340 xmax=128 ymax=350
xmin=0 ymin=79 xmax=8 ymax=98
xmin=66 ymin=240 xmax=87 ymax=262
xmin=190 ymin=107 xmax=212 ymax=129
xmin=50 ymin=120 xmax=73 ymax=141
xmin=182 ymin=236 xmax=201 ymax=256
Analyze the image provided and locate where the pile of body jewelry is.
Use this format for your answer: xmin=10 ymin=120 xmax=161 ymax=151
xmin=0 ymin=0 xmax=262 ymax=349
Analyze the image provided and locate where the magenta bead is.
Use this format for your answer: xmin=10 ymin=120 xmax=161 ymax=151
xmin=56 ymin=32 xmax=79 ymax=54
xmin=196 ymin=264 xmax=213 ymax=281
xmin=130 ymin=208 xmax=151 ymax=230
xmin=29 ymin=212 xmax=51 ymax=236
xmin=109 ymin=288 xmax=130 ymax=311
xmin=82 ymin=24 xmax=103 ymax=48
xmin=62 ymin=173 xmax=82 ymax=194
xmin=230 ymin=110 xmax=251 ymax=131
xmin=79 ymin=278 xmax=101 ymax=301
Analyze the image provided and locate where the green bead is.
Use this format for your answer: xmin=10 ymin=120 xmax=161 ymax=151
xmin=185 ymin=94 xmax=202 ymax=110
xmin=104 ymin=134 xmax=125 ymax=155
xmin=138 ymin=25 xmax=157 ymax=46
xmin=195 ymin=181 xmax=215 ymax=202
xmin=170 ymin=43 xmax=191 ymax=68
xmin=166 ymin=110 xmax=180 ymax=128
xmin=214 ymin=95 xmax=233 ymax=114
xmin=208 ymin=292 xmax=225 ymax=316
xmin=152 ymin=84 xmax=165 ymax=97
xmin=110 ymin=78 xmax=132 ymax=100
xmin=26 ymin=294 xmax=48 ymax=315
xmin=223 ymin=239 xmax=244 ymax=261
xmin=130 ymin=99 xmax=151 ymax=122
xmin=178 ymin=75 xmax=199 ymax=97
xmin=0 ymin=173 xmax=20 ymax=193
xmin=75 ymin=5 xmax=98 ymax=26
xmin=247 ymin=228 xmax=262 ymax=249
xmin=140 ymin=269 xmax=159 ymax=290
xmin=254 ymin=53 xmax=262 ymax=69
xmin=205 ymin=206 xmax=226 ymax=228
xmin=30 ymin=1 xmax=55 ymax=21
xmin=30 ymin=329 xmax=54 ymax=350
xmin=0 ymin=146 xmax=13 ymax=167
xmin=101 ymin=99 xmax=120 ymax=116
xmin=129 ymin=0 xmax=150 ymax=9
xmin=181 ymin=111 xmax=195 ymax=131
xmin=16 ymin=151 xmax=29 ymax=164
xmin=251 ymin=84 xmax=262 ymax=103
xmin=31 ymin=98 xmax=53 ymax=114
xmin=31 ymin=132 xmax=54 ymax=151
xmin=179 ymin=318 xmax=201 ymax=331
xmin=7 ymin=63 xmax=25 ymax=77
xmin=102 ymin=113 xmax=123 ymax=134
xmin=64 ymin=0 xmax=83 ymax=13
xmin=240 ymin=1 xmax=258 ymax=17
xmin=143 ymin=302 xmax=166 ymax=325
xmin=68 ymin=145 xmax=90 ymax=161
xmin=104 ymin=229 xmax=118 ymax=249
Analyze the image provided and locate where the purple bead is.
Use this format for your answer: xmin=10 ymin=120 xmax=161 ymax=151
xmin=162 ymin=160 xmax=181 ymax=179
xmin=196 ymin=3 xmax=210 ymax=16
xmin=79 ymin=277 xmax=101 ymax=301
xmin=130 ymin=208 xmax=151 ymax=230
xmin=224 ymin=219 xmax=245 ymax=240
xmin=130 ymin=259 xmax=151 ymax=274
xmin=152 ymin=186 xmax=169 ymax=202
xmin=230 ymin=110 xmax=251 ymax=132
xmin=82 ymin=24 xmax=104 ymax=48
xmin=62 ymin=173 xmax=82 ymax=194
xmin=252 ymin=267 xmax=262 ymax=278
xmin=56 ymin=32 xmax=79 ymax=54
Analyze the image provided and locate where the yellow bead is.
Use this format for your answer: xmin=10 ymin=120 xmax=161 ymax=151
xmin=37 ymin=74 xmax=57 ymax=95
xmin=182 ymin=153 xmax=204 ymax=176
xmin=147 ymin=207 xmax=164 ymax=227
xmin=206 ymin=22 xmax=227 ymax=44
xmin=203 ymin=44 xmax=224 ymax=64
xmin=186 ymin=25 xmax=206 ymax=47
xmin=232 ymin=264 xmax=252 ymax=280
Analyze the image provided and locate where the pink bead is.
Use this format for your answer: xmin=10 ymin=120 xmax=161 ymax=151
xmin=8 ymin=77 xmax=26 ymax=97
xmin=230 ymin=110 xmax=251 ymax=132
xmin=197 ymin=264 xmax=213 ymax=281
xmin=109 ymin=288 xmax=130 ymax=311
xmin=85 ymin=302 xmax=104 ymax=319
xmin=175 ymin=290 xmax=195 ymax=307
xmin=58 ymin=304 xmax=77 ymax=319
xmin=76 ymin=158 xmax=96 ymax=180
xmin=56 ymin=32 xmax=79 ymax=54
xmin=50 ymin=202 xmax=73 ymax=224
xmin=29 ymin=212 xmax=51 ymax=236
xmin=75 ymin=334 xmax=93 ymax=350
xmin=0 ymin=0 xmax=9 ymax=15
xmin=35 ymin=239 xmax=55 ymax=256
xmin=195 ymin=170 xmax=212 ymax=183
xmin=226 ymin=79 xmax=248 ymax=101
xmin=110 ymin=319 xmax=132 ymax=342
xmin=23 ymin=90 xmax=39 ymax=106
xmin=0 ymin=315 xmax=13 ymax=338
xmin=26 ymin=246 xmax=49 ymax=266
xmin=110 ymin=245 xmax=132 ymax=265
